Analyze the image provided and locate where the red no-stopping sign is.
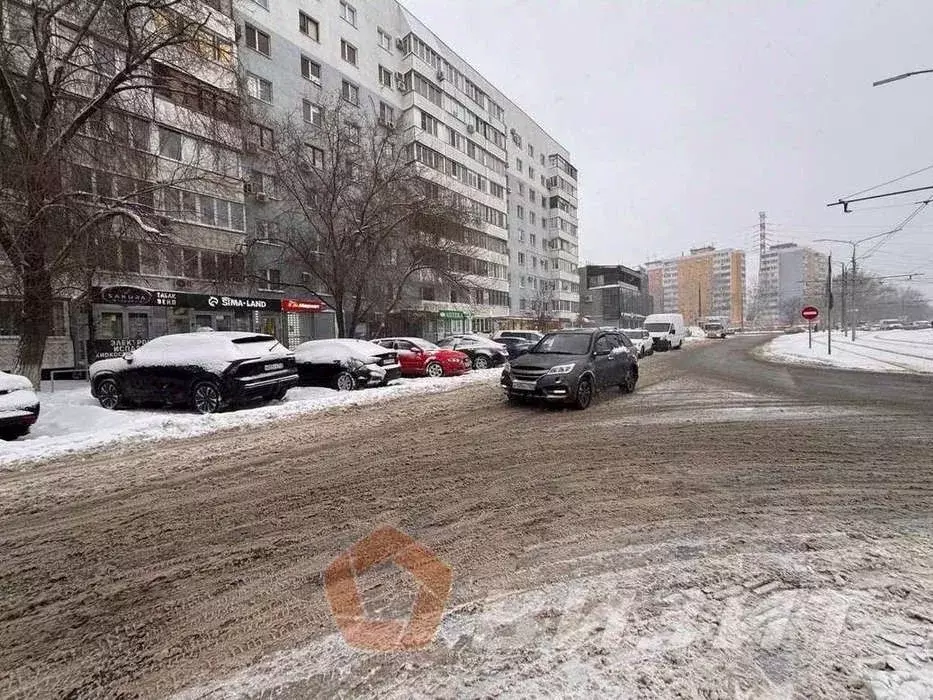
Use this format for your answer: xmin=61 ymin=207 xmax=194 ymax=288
xmin=801 ymin=306 xmax=819 ymax=320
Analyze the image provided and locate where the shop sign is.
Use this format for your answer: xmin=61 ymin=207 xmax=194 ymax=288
xmin=98 ymin=286 xmax=155 ymax=306
xmin=281 ymin=298 xmax=327 ymax=313
xmin=87 ymin=338 xmax=149 ymax=363
xmin=438 ymin=310 xmax=467 ymax=320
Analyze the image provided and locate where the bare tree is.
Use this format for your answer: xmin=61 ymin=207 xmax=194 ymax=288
xmin=529 ymin=283 xmax=557 ymax=331
xmin=260 ymin=100 xmax=478 ymax=337
xmin=0 ymin=0 xmax=234 ymax=383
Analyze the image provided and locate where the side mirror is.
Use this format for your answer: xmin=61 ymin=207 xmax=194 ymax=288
xmin=123 ymin=351 xmax=134 ymax=363
xmin=669 ymin=329 xmax=676 ymax=335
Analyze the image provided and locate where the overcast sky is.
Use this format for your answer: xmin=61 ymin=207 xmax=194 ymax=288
xmin=402 ymin=0 xmax=933 ymax=292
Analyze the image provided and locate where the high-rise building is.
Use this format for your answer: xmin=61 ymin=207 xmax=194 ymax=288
xmin=234 ymin=0 xmax=580 ymax=338
xmin=645 ymin=247 xmax=746 ymax=327
xmin=578 ymin=265 xmax=653 ymax=327
xmin=757 ymin=243 xmax=827 ymax=327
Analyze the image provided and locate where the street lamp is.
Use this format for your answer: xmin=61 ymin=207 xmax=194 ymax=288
xmin=873 ymin=69 xmax=933 ymax=87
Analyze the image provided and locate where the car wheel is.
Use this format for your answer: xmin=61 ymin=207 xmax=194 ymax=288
xmin=191 ymin=380 xmax=223 ymax=414
xmin=574 ymin=377 xmax=593 ymax=410
xmin=274 ymin=386 xmax=289 ymax=401
xmin=473 ymin=355 xmax=490 ymax=370
xmin=620 ymin=366 xmax=638 ymax=394
xmin=426 ymin=361 xmax=444 ymax=378
xmin=0 ymin=426 xmax=30 ymax=441
xmin=335 ymin=371 xmax=356 ymax=392
xmin=96 ymin=377 xmax=122 ymax=410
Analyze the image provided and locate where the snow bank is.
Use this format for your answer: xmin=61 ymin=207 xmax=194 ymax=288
xmin=683 ymin=326 xmax=710 ymax=343
xmin=758 ymin=329 xmax=933 ymax=374
xmin=0 ymin=370 xmax=501 ymax=468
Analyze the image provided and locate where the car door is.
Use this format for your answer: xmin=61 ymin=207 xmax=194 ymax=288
xmin=591 ymin=334 xmax=615 ymax=388
xmin=453 ymin=338 xmax=477 ymax=361
xmin=392 ymin=340 xmax=420 ymax=374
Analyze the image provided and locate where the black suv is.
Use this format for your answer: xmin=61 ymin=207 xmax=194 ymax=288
xmin=500 ymin=329 xmax=638 ymax=409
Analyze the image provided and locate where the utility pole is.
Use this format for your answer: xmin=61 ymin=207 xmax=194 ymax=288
xmin=850 ymin=247 xmax=857 ymax=341
xmin=826 ymin=253 xmax=833 ymax=355
xmin=697 ymin=280 xmax=702 ymax=324
xmin=758 ymin=211 xmax=767 ymax=326
xmin=840 ymin=263 xmax=847 ymax=336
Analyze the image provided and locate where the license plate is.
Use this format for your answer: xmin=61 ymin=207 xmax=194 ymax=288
xmin=264 ymin=362 xmax=284 ymax=372
xmin=512 ymin=380 xmax=537 ymax=391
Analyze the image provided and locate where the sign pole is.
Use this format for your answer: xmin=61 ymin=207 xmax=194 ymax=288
xmin=808 ymin=320 xmax=812 ymax=348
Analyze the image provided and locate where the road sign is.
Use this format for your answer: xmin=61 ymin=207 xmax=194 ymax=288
xmin=801 ymin=306 xmax=819 ymax=320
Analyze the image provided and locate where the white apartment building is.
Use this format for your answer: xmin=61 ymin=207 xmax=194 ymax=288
xmin=233 ymin=0 xmax=579 ymax=337
xmin=757 ymin=243 xmax=828 ymax=327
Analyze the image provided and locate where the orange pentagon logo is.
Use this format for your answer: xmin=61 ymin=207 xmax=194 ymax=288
xmin=324 ymin=525 xmax=453 ymax=651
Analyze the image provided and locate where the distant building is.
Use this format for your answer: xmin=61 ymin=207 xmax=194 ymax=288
xmin=578 ymin=265 xmax=653 ymax=328
xmin=757 ymin=243 xmax=828 ymax=327
xmin=645 ymin=247 xmax=746 ymax=327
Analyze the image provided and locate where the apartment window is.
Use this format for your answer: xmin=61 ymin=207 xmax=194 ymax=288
xmin=420 ymin=111 xmax=439 ymax=136
xmin=517 ymin=182 xmax=524 ymax=196
xmin=158 ymin=127 xmax=182 ymax=160
xmin=541 ymin=174 xmax=546 ymax=187
xmin=530 ymin=211 xmax=536 ymax=225
xmin=310 ymin=145 xmax=324 ymax=168
xmin=529 ymin=188 xmax=536 ymax=202
xmin=299 ymin=12 xmax=319 ymax=40
xmin=378 ymin=28 xmax=391 ymax=51
xmin=518 ymin=252 xmax=525 ymax=265
xmin=250 ymin=122 xmax=274 ymax=150
xmin=341 ymin=80 xmax=359 ymax=105
xmin=379 ymin=101 xmax=395 ymax=126
xmin=420 ymin=286 xmax=435 ymax=301
xmin=529 ymin=166 xmax=535 ymax=179
xmin=340 ymin=1 xmax=357 ymax=27
xmin=532 ymin=256 xmax=538 ymax=270
xmin=246 ymin=72 xmax=273 ymax=103
xmin=528 ymin=143 xmax=534 ymax=157
xmin=301 ymin=55 xmax=321 ymax=84
xmin=244 ymin=24 xmax=270 ymax=57
xmin=347 ymin=122 xmax=361 ymax=144
xmin=540 ymin=154 xmax=545 ymax=166
xmin=518 ymin=230 xmax=525 ymax=242
xmin=516 ymin=157 xmax=522 ymax=171
xmin=371 ymin=65 xmax=391 ymax=89
xmin=263 ymin=269 xmax=283 ymax=291
xmin=516 ymin=205 xmax=524 ymax=219
xmin=530 ymin=233 xmax=536 ymax=246
xmin=302 ymin=99 xmax=323 ymax=126
xmin=256 ymin=220 xmax=280 ymax=242
xmin=341 ymin=39 xmax=357 ymax=66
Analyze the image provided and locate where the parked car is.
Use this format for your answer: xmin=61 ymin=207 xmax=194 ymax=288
xmin=293 ymin=339 xmax=402 ymax=391
xmin=501 ymin=328 xmax=638 ymax=410
xmin=436 ymin=334 xmax=509 ymax=369
xmin=89 ymin=331 xmax=298 ymax=414
xmin=0 ymin=370 xmax=40 ymax=440
xmin=619 ymin=328 xmax=654 ymax=358
xmin=371 ymin=337 xmax=472 ymax=377
xmin=496 ymin=335 xmax=536 ymax=358
xmin=644 ymin=313 xmax=686 ymax=350
xmin=492 ymin=330 xmax=545 ymax=344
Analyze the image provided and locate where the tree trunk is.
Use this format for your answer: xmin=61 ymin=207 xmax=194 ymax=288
xmin=333 ymin=294 xmax=347 ymax=338
xmin=13 ymin=267 xmax=54 ymax=387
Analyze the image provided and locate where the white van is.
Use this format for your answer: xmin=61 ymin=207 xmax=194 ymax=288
xmin=643 ymin=313 xmax=686 ymax=351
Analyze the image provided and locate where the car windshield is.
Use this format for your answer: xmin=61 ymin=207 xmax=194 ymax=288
xmin=645 ymin=323 xmax=672 ymax=333
xmin=531 ymin=333 xmax=592 ymax=355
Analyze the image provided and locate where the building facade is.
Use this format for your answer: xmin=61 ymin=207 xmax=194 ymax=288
xmin=578 ymin=265 xmax=653 ymax=328
xmin=233 ymin=0 xmax=579 ymax=339
xmin=756 ymin=243 xmax=827 ymax=328
xmin=645 ymin=247 xmax=746 ymax=327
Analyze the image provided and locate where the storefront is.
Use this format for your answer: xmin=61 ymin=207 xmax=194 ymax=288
xmin=83 ymin=285 xmax=334 ymax=364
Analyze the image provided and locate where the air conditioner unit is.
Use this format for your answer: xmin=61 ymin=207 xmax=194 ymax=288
xmin=436 ymin=70 xmax=445 ymax=82
xmin=466 ymin=124 xmax=475 ymax=134
xmin=255 ymin=191 xmax=268 ymax=201
xmin=395 ymin=37 xmax=406 ymax=52
xmin=174 ymin=278 xmax=189 ymax=289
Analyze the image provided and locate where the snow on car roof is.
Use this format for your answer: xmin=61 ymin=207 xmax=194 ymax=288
xmin=293 ymin=338 xmax=390 ymax=363
xmin=0 ymin=370 xmax=33 ymax=392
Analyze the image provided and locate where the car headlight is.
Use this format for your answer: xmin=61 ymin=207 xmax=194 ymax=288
xmin=546 ymin=363 xmax=576 ymax=375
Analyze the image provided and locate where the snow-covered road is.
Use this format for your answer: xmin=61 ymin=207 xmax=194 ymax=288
xmin=758 ymin=328 xmax=933 ymax=374
xmin=0 ymin=370 xmax=502 ymax=468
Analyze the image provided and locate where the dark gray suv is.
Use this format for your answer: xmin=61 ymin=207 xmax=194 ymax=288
xmin=500 ymin=329 xmax=638 ymax=409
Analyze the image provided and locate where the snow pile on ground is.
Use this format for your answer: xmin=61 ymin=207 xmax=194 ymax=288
xmin=683 ymin=326 xmax=710 ymax=343
xmin=0 ymin=370 xmax=501 ymax=467
xmin=758 ymin=328 xmax=933 ymax=374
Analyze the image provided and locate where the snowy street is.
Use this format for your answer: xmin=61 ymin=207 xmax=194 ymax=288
xmin=759 ymin=328 xmax=933 ymax=374
xmin=0 ymin=336 xmax=931 ymax=698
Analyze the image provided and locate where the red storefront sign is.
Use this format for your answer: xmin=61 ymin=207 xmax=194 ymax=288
xmin=281 ymin=298 xmax=327 ymax=313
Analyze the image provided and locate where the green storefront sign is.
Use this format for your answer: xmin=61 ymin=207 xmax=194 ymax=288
xmin=438 ymin=310 xmax=467 ymax=320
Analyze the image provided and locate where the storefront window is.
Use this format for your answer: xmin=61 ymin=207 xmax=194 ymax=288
xmin=99 ymin=312 xmax=124 ymax=339
xmin=215 ymin=314 xmax=233 ymax=331
xmin=128 ymin=313 xmax=149 ymax=339
xmin=196 ymin=314 xmax=212 ymax=329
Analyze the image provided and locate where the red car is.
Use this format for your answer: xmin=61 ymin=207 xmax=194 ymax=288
xmin=371 ymin=337 xmax=472 ymax=377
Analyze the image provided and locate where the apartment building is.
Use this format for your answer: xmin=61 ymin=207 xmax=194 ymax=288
xmin=756 ymin=243 xmax=828 ymax=328
xmin=233 ymin=0 xmax=579 ymax=338
xmin=645 ymin=246 xmax=746 ymax=327
xmin=578 ymin=265 xmax=653 ymax=327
